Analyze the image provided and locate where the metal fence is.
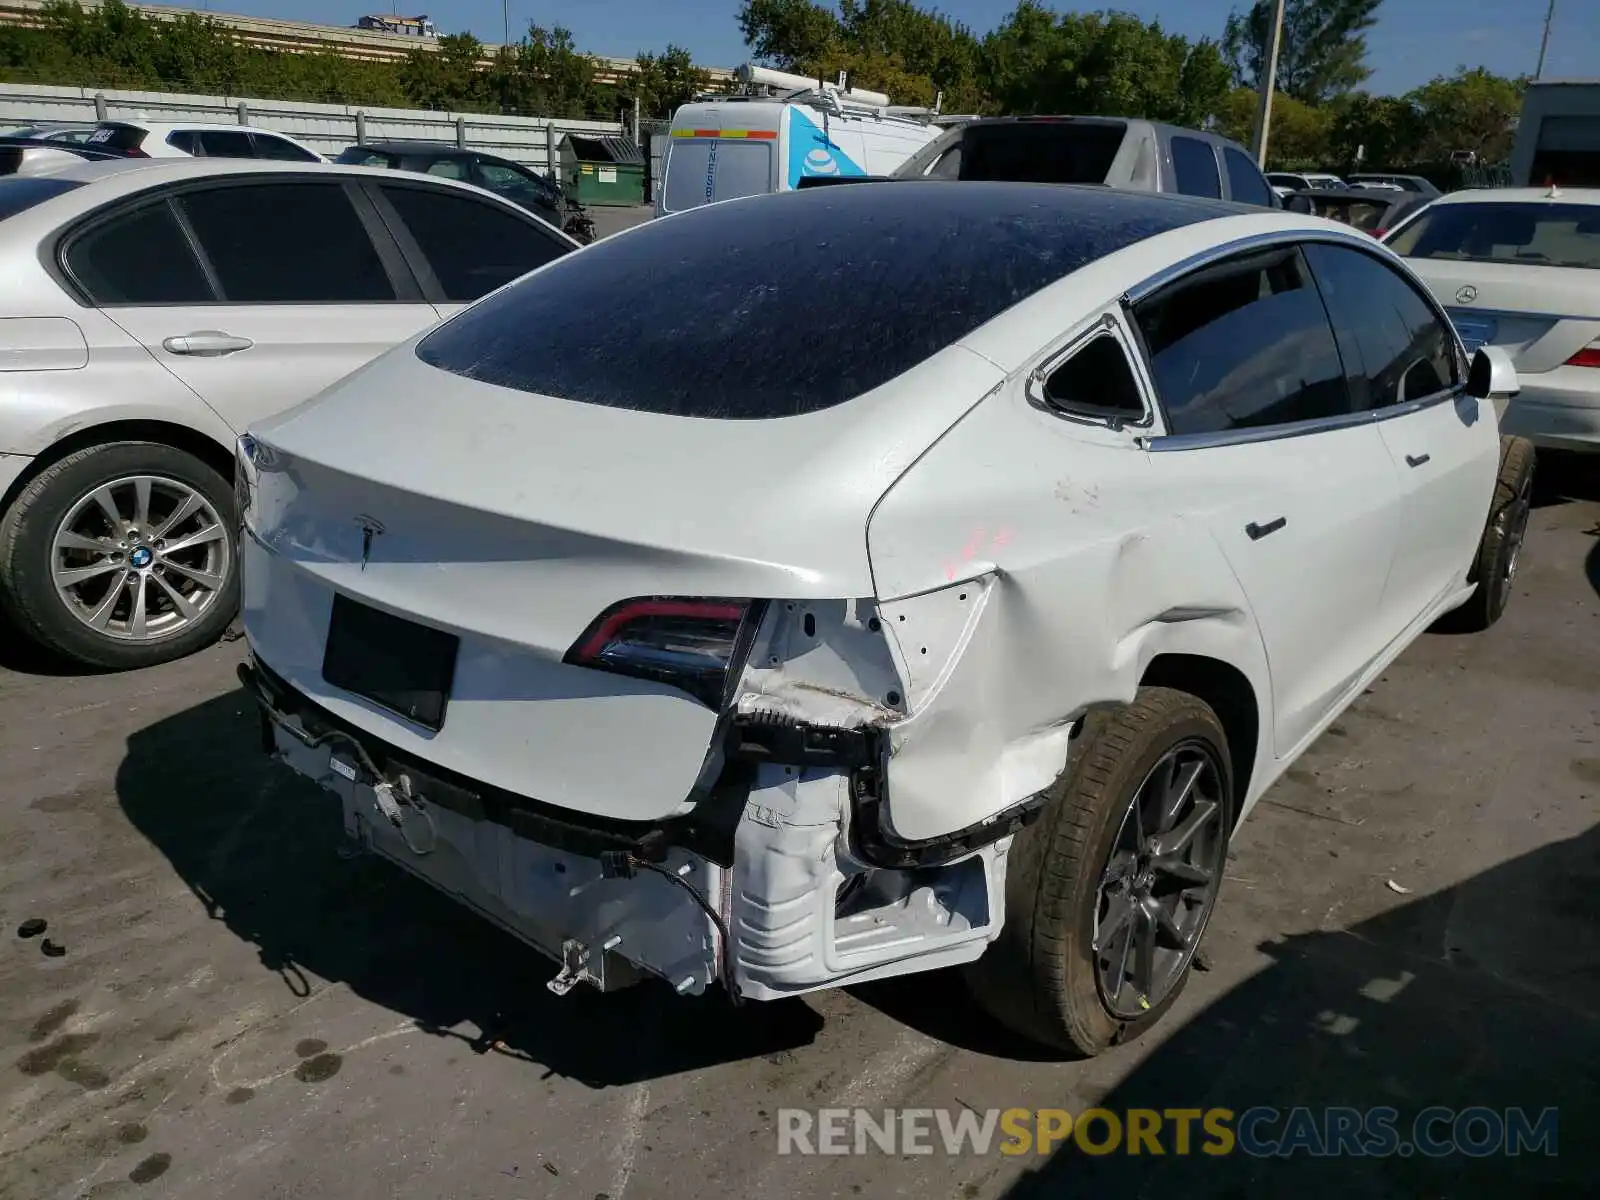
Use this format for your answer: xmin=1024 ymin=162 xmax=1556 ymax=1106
xmin=0 ymin=81 xmax=625 ymax=174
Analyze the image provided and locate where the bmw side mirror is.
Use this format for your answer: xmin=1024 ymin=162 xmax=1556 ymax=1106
xmin=1467 ymin=345 xmax=1519 ymax=400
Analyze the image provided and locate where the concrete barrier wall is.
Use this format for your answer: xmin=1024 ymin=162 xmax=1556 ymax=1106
xmin=0 ymin=81 xmax=624 ymax=170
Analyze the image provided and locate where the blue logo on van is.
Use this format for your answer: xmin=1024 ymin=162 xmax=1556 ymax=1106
xmin=788 ymin=108 xmax=865 ymax=188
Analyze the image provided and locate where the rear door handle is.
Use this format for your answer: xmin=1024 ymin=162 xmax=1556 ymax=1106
xmin=162 ymin=331 xmax=254 ymax=357
xmin=1406 ymin=453 xmax=1431 ymax=468
xmin=1246 ymin=517 xmax=1287 ymax=541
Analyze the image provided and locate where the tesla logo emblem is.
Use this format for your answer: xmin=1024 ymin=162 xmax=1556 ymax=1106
xmin=354 ymin=515 xmax=385 ymax=570
xmin=1456 ymin=285 xmax=1478 ymax=304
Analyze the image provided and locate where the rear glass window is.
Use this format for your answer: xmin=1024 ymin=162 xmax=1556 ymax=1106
xmin=417 ymin=182 xmax=1229 ymax=419
xmin=662 ymin=139 xmax=773 ymax=211
xmin=1388 ymin=202 xmax=1600 ymax=269
xmin=954 ymin=122 xmax=1125 ymax=184
xmin=0 ymin=175 xmax=82 ymax=220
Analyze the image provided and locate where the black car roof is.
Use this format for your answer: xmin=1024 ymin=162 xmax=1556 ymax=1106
xmin=417 ymin=181 xmax=1241 ymax=420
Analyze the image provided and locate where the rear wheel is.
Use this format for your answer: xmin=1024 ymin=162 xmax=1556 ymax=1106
xmin=966 ymin=688 xmax=1234 ymax=1056
xmin=0 ymin=441 xmax=237 ymax=669
xmin=1434 ymin=435 xmax=1535 ymax=634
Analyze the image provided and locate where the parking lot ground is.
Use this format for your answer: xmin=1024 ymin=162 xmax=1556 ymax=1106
xmin=0 ymin=457 xmax=1596 ymax=1200
xmin=589 ymin=204 xmax=652 ymax=240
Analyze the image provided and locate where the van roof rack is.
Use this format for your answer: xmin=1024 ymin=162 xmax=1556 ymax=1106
xmin=719 ymin=63 xmax=949 ymax=126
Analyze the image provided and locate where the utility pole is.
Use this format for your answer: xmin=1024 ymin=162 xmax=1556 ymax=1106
xmin=502 ymin=0 xmax=510 ymax=47
xmin=1536 ymin=0 xmax=1556 ymax=80
xmin=1252 ymin=0 xmax=1288 ymax=168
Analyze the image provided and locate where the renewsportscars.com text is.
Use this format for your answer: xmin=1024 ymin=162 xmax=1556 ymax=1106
xmin=777 ymin=1106 xmax=1558 ymax=1159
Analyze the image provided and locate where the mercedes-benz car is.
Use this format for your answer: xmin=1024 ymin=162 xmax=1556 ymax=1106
xmin=238 ymin=182 xmax=1528 ymax=1055
xmin=1387 ymin=185 xmax=1600 ymax=451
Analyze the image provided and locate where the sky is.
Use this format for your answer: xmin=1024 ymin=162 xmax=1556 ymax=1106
xmin=199 ymin=1 xmax=1593 ymax=95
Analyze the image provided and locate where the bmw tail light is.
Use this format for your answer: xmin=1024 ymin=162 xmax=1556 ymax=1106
xmin=564 ymin=598 xmax=759 ymax=709
xmin=1568 ymin=345 xmax=1600 ymax=369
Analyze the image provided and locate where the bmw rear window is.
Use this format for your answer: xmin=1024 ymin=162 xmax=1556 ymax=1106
xmin=0 ymin=176 xmax=83 ymax=219
xmin=416 ymin=181 xmax=1230 ymax=418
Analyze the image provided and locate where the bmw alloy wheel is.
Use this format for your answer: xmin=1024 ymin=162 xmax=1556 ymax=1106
xmin=50 ymin=474 xmax=231 ymax=642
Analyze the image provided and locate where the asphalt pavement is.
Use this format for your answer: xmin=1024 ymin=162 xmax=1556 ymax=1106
xmin=0 ymin=457 xmax=1596 ymax=1199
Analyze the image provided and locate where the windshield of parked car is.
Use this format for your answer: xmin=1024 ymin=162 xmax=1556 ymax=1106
xmin=0 ymin=175 xmax=83 ymax=218
xmin=417 ymin=181 xmax=1230 ymax=419
xmin=1388 ymin=202 xmax=1600 ymax=269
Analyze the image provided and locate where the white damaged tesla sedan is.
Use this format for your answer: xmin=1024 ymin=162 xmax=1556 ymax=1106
xmin=238 ymin=181 xmax=1530 ymax=1055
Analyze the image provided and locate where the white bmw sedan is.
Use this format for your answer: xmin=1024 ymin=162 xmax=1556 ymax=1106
xmin=1388 ymin=186 xmax=1600 ymax=451
xmin=238 ymin=181 xmax=1529 ymax=1055
xmin=0 ymin=158 xmax=575 ymax=669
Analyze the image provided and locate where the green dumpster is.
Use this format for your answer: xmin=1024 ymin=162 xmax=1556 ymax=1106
xmin=560 ymin=134 xmax=646 ymax=207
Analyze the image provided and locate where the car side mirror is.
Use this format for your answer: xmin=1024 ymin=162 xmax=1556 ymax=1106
xmin=1466 ymin=345 xmax=1519 ymax=400
xmin=1285 ymin=194 xmax=1314 ymax=215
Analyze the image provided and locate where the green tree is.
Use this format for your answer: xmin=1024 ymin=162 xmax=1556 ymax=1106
xmin=397 ymin=32 xmax=484 ymax=110
xmin=633 ymin=44 xmax=709 ymax=120
xmin=1223 ymin=0 xmax=1382 ymax=104
xmin=1406 ymin=67 xmax=1523 ymax=164
xmin=737 ymin=0 xmax=842 ymax=71
xmin=1217 ymin=85 xmax=1331 ymax=166
xmin=981 ymin=6 xmax=1231 ymax=126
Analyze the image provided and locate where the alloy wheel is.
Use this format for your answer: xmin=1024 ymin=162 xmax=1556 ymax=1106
xmin=1494 ymin=472 xmax=1533 ymax=611
xmin=50 ymin=474 xmax=231 ymax=642
xmin=1093 ymin=739 xmax=1228 ymax=1020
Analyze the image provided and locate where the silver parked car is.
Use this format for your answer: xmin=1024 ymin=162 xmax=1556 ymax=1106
xmin=0 ymin=158 xmax=575 ymax=668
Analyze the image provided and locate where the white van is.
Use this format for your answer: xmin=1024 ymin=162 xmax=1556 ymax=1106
xmin=655 ymin=65 xmax=943 ymax=218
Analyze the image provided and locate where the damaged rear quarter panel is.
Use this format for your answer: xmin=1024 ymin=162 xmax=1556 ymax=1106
xmin=865 ymin=373 xmax=1272 ymax=843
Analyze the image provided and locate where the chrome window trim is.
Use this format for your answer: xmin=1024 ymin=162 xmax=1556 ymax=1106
xmin=1140 ymin=385 xmax=1466 ymax=452
xmin=1124 ymin=227 xmax=1386 ymax=306
xmin=1126 ymin=228 xmax=1471 ymax=450
xmin=1025 ymin=312 xmax=1157 ymax=432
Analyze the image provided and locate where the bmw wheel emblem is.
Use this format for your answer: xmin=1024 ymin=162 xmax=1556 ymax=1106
xmin=1456 ymin=285 xmax=1478 ymax=304
xmin=129 ymin=546 xmax=153 ymax=569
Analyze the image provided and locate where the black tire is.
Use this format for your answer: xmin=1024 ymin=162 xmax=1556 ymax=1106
xmin=965 ymin=687 xmax=1234 ymax=1056
xmin=1433 ymin=435 xmax=1535 ymax=634
xmin=0 ymin=441 xmax=238 ymax=670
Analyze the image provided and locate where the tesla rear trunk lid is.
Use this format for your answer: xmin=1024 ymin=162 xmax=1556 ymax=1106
xmin=243 ymin=342 xmax=1003 ymax=823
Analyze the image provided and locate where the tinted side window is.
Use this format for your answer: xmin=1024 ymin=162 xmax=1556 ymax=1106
xmin=1171 ymin=137 xmax=1222 ymax=199
xmin=1135 ymin=246 xmax=1350 ymax=435
xmin=1042 ymin=333 xmax=1144 ymax=422
xmin=1303 ymin=243 xmax=1459 ymax=409
xmin=250 ymin=133 xmax=320 ymax=162
xmin=381 ymin=184 xmax=565 ymax=301
xmin=1224 ymin=148 xmax=1274 ymax=207
xmin=193 ymin=129 xmax=254 ymax=158
xmin=476 ymin=161 xmax=554 ymax=211
xmin=178 ymin=183 xmax=395 ymax=302
xmin=64 ymin=200 xmax=213 ymax=305
xmin=164 ymin=130 xmax=199 ymax=155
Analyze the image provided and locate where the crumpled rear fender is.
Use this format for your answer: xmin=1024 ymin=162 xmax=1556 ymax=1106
xmin=864 ymin=383 xmax=1273 ymax=843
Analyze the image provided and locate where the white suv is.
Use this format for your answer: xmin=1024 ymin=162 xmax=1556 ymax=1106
xmin=85 ymin=120 xmax=325 ymax=162
xmin=0 ymin=157 xmax=576 ymax=669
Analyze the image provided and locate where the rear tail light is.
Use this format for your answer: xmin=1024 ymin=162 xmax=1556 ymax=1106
xmin=123 ymin=147 xmax=148 ymax=158
xmin=1568 ymin=345 xmax=1600 ymax=369
xmin=565 ymin=597 xmax=759 ymax=709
